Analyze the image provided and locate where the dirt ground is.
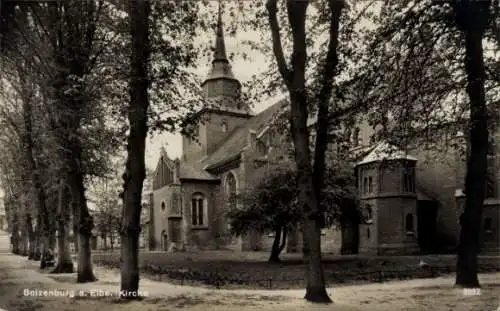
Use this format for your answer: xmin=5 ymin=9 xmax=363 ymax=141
xmin=0 ymin=233 xmax=498 ymax=311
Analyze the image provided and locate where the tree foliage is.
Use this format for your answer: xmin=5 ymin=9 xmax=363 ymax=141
xmin=227 ymin=160 xmax=358 ymax=262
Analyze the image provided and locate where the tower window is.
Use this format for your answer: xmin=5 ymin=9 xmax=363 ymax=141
xmin=352 ymin=127 xmax=360 ymax=146
xmin=161 ymin=202 xmax=166 ymax=211
xmin=363 ymin=205 xmax=373 ymax=224
xmin=402 ymin=166 xmax=415 ymax=193
xmin=362 ymin=176 xmax=374 ymax=194
xmin=221 ymin=120 xmax=228 ymax=133
xmin=405 ymin=213 xmax=414 ymax=233
xmin=366 ymin=228 xmax=370 ymax=239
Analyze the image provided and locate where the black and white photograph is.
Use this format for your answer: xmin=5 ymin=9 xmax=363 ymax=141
xmin=0 ymin=0 xmax=498 ymax=310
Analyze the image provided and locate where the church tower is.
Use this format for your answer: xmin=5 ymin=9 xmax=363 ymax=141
xmin=182 ymin=2 xmax=252 ymax=162
xmin=201 ymin=5 xmax=246 ymax=112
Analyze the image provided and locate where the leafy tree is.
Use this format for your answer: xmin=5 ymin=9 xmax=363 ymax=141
xmin=88 ymin=163 xmax=123 ymax=251
xmin=356 ymin=0 xmax=499 ymax=288
xmin=119 ymin=0 xmax=151 ymax=298
xmin=228 ymin=165 xmax=299 ymax=263
xmin=228 ymin=160 xmax=358 ymax=263
xmin=451 ymin=0 xmax=497 ymax=288
xmin=263 ymin=0 xmax=347 ymax=302
xmin=119 ymin=0 xmax=203 ymax=298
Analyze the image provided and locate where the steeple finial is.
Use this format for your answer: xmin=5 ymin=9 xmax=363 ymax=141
xmin=214 ymin=0 xmax=227 ymax=62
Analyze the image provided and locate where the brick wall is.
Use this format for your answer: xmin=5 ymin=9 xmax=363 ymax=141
xmin=182 ymin=111 xmax=250 ymax=162
xmin=181 ymin=182 xmax=221 ymax=250
xmin=152 ymin=185 xmax=174 ymax=250
xmin=412 ymin=146 xmax=462 ymax=247
xmin=482 ymin=202 xmax=500 ymax=254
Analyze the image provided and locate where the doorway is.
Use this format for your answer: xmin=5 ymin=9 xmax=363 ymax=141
xmin=417 ymin=200 xmax=438 ymax=253
xmin=341 ymin=223 xmax=359 ymax=254
xmin=161 ymin=230 xmax=167 ymax=251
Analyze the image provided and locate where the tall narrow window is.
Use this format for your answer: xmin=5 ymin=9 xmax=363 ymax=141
xmin=485 ymin=157 xmax=497 ymax=198
xmin=405 ymin=213 xmax=414 ymax=233
xmin=221 ymin=120 xmax=228 ymax=133
xmin=225 ymin=173 xmax=237 ymax=230
xmin=363 ymin=205 xmax=373 ymax=224
xmin=363 ymin=177 xmax=368 ymax=194
xmin=368 ymin=176 xmax=373 ymax=193
xmin=485 ymin=173 xmax=496 ymax=198
xmin=191 ymin=193 xmax=206 ymax=226
xmin=197 ymin=199 xmax=203 ymax=225
xmin=353 ymin=127 xmax=360 ymax=147
xmin=402 ymin=166 xmax=415 ymax=193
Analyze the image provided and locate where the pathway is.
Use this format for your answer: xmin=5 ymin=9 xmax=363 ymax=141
xmin=0 ymin=231 xmax=498 ymax=311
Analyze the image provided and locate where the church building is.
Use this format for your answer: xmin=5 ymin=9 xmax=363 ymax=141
xmin=149 ymin=11 xmax=500 ymax=255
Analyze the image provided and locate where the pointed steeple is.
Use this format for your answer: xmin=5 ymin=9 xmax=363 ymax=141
xmin=201 ymin=0 xmax=244 ymax=109
xmin=214 ymin=1 xmax=228 ymax=62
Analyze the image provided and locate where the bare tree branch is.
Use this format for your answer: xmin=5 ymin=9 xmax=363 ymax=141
xmin=266 ymin=0 xmax=291 ymax=85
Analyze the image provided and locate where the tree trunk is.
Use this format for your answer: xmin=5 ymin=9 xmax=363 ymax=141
xmin=19 ymin=76 xmax=51 ymax=269
xmin=289 ymin=88 xmax=329 ymax=303
xmin=5 ymin=200 xmax=20 ymax=254
xmin=33 ymin=219 xmax=41 ymax=261
xmin=10 ymin=220 xmax=19 ymax=254
xmin=120 ymin=0 xmax=150 ymax=299
xmin=266 ymin=0 xmax=343 ymax=303
xmin=269 ymin=226 xmax=288 ymax=262
xmin=69 ymin=173 xmax=97 ymax=283
xmin=269 ymin=226 xmax=283 ymax=262
xmin=73 ymin=212 xmax=79 ymax=254
xmin=52 ymin=179 xmax=74 ymax=273
xmin=27 ymin=214 xmax=37 ymax=260
xmin=454 ymin=2 xmax=490 ymax=288
xmin=19 ymin=225 xmax=28 ymax=256
xmin=102 ymin=233 xmax=107 ymax=251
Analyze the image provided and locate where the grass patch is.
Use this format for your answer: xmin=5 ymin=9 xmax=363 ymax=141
xmin=92 ymin=251 xmax=500 ymax=290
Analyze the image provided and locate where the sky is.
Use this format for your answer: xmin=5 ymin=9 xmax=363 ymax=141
xmin=144 ymin=7 xmax=273 ymax=170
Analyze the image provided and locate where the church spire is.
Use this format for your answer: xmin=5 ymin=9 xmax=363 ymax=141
xmin=200 ymin=0 xmax=246 ymax=111
xmin=214 ymin=0 xmax=227 ymax=62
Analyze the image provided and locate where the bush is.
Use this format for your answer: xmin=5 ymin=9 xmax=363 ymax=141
xmin=91 ymin=252 xmax=500 ymax=290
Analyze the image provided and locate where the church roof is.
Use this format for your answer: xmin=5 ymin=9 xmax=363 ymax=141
xmin=357 ymin=141 xmax=417 ymax=165
xmin=179 ymin=161 xmax=218 ymax=181
xmin=203 ymin=99 xmax=288 ymax=169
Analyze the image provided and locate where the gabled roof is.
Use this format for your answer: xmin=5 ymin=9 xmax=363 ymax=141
xmin=203 ymin=99 xmax=288 ymax=169
xmin=179 ymin=161 xmax=218 ymax=181
xmin=357 ymin=141 xmax=417 ymax=165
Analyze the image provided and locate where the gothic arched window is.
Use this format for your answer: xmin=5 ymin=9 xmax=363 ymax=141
xmin=225 ymin=173 xmax=237 ymax=203
xmin=363 ymin=205 xmax=373 ymax=224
